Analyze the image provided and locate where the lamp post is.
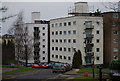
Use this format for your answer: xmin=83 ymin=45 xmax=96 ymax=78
xmin=25 ymin=44 xmax=28 ymax=67
xmin=92 ymin=53 xmax=95 ymax=79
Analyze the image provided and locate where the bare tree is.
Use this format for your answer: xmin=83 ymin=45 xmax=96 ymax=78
xmin=8 ymin=11 xmax=33 ymax=66
xmin=102 ymin=2 xmax=119 ymax=12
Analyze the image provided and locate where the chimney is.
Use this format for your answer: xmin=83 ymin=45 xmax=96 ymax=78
xmin=31 ymin=12 xmax=40 ymax=23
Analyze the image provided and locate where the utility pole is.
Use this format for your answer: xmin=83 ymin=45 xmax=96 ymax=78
xmin=25 ymin=44 xmax=28 ymax=67
xmin=92 ymin=53 xmax=95 ymax=79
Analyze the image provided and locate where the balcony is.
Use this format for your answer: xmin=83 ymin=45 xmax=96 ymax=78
xmin=84 ymin=34 xmax=94 ymax=38
xmin=85 ymin=25 xmax=94 ymax=29
xmin=85 ymin=56 xmax=93 ymax=65
xmin=34 ymin=48 xmax=40 ymax=52
xmin=84 ymin=43 xmax=94 ymax=48
xmin=34 ymin=36 xmax=40 ymax=39
xmin=85 ymin=52 xmax=94 ymax=56
xmin=34 ymin=42 xmax=40 ymax=46
xmin=34 ymin=30 xmax=40 ymax=34
xmin=34 ymin=55 xmax=40 ymax=58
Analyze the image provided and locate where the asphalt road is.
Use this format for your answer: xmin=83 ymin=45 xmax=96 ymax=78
xmin=2 ymin=69 xmax=62 ymax=81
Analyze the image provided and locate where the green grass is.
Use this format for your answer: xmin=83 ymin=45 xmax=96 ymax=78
xmin=2 ymin=65 xmax=22 ymax=68
xmin=74 ymin=76 xmax=99 ymax=81
xmin=2 ymin=66 xmax=41 ymax=75
xmin=77 ymin=68 xmax=99 ymax=74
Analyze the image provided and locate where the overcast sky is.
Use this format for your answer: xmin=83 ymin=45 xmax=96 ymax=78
xmin=2 ymin=1 xmax=119 ymax=35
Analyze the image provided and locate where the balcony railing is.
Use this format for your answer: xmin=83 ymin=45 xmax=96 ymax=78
xmin=34 ymin=48 xmax=40 ymax=52
xmin=84 ymin=43 xmax=94 ymax=47
xmin=84 ymin=34 xmax=94 ymax=38
xmin=85 ymin=25 xmax=94 ymax=29
xmin=34 ymin=36 xmax=40 ymax=39
xmin=85 ymin=52 xmax=94 ymax=56
xmin=34 ymin=30 xmax=40 ymax=34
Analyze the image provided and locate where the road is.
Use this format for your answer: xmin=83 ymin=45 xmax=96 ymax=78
xmin=2 ymin=69 xmax=64 ymax=81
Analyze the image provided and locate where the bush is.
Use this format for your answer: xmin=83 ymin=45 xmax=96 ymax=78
xmin=110 ymin=60 xmax=120 ymax=70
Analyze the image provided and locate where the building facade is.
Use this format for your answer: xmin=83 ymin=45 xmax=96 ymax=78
xmin=50 ymin=16 xmax=103 ymax=65
xmin=102 ymin=12 xmax=120 ymax=67
xmin=15 ymin=12 xmax=49 ymax=64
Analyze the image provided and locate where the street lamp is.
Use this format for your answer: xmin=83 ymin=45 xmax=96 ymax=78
xmin=92 ymin=53 xmax=95 ymax=79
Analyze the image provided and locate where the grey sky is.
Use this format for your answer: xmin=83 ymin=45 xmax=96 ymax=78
xmin=2 ymin=2 xmax=118 ymax=35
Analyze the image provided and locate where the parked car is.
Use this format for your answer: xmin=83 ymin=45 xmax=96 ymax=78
xmin=63 ymin=63 xmax=72 ymax=71
xmin=52 ymin=63 xmax=66 ymax=73
xmin=31 ymin=64 xmax=48 ymax=68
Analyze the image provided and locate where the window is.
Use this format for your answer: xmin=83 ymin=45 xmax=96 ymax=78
xmin=113 ymin=56 xmax=118 ymax=60
xmin=64 ymin=39 xmax=67 ymax=43
xmin=52 ymin=54 xmax=54 ymax=58
xmin=96 ymin=39 xmax=99 ymax=43
xmin=68 ymin=56 xmax=71 ymax=60
xmin=68 ymin=48 xmax=71 ymax=52
xmin=73 ymin=39 xmax=76 ymax=43
xmin=56 ymin=31 xmax=58 ymax=35
xmin=113 ymin=38 xmax=119 ymax=43
xmin=68 ymin=22 xmax=71 ymax=26
xmin=112 ymin=21 xmax=117 ymax=26
xmin=59 ymin=31 xmax=62 ymax=35
xmin=59 ymin=47 xmax=62 ymax=51
xmin=96 ymin=57 xmax=99 ymax=60
xmin=64 ymin=31 xmax=67 ymax=35
xmin=52 ymin=24 xmax=54 ymax=27
xmin=56 ymin=55 xmax=58 ymax=58
xmin=60 ymin=55 xmax=62 ymax=59
xmin=34 ymin=27 xmax=39 ymax=31
xmin=68 ymin=31 xmax=71 ymax=34
xmin=52 ymin=39 xmax=54 ymax=42
xmin=56 ymin=39 xmax=58 ymax=43
xmin=43 ymin=51 xmax=45 ymax=54
xmin=113 ymin=13 xmax=119 ymax=18
xmin=73 ymin=30 xmax=76 ymax=34
xmin=113 ymin=48 xmax=119 ymax=52
xmin=43 ymin=33 xmax=45 ymax=36
xmin=52 ymin=32 xmax=54 ymax=35
xmin=43 ymin=27 xmax=45 ymax=30
xmin=64 ymin=47 xmax=66 ymax=51
xmin=43 ymin=57 xmax=45 ymax=60
xmin=43 ymin=45 xmax=45 ymax=48
xmin=73 ymin=21 xmax=76 ymax=25
xmin=64 ymin=22 xmax=67 ymax=26
xmin=96 ymin=48 xmax=100 ymax=52
xmin=43 ymin=39 xmax=45 ymax=42
xmin=96 ymin=30 xmax=99 ymax=34
xmin=113 ymin=31 xmax=118 ymax=35
xmin=64 ymin=56 xmax=66 ymax=59
xmin=52 ymin=47 xmax=54 ymax=50
xmin=59 ymin=23 xmax=62 ymax=27
xmin=60 ymin=39 xmax=62 ymax=43
xmin=55 ymin=23 xmax=58 ymax=27
xmin=68 ymin=39 xmax=71 ymax=43
xmin=56 ymin=47 xmax=58 ymax=51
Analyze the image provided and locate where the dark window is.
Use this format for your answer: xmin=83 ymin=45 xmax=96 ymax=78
xmin=60 ymin=39 xmax=62 ymax=43
xmin=52 ymin=55 xmax=54 ymax=58
xmin=64 ymin=39 xmax=67 ymax=43
xmin=68 ymin=48 xmax=71 ymax=52
xmin=96 ymin=30 xmax=99 ymax=34
xmin=59 ymin=47 xmax=62 ymax=51
xmin=52 ymin=47 xmax=54 ymax=50
xmin=97 ymin=57 xmax=99 ymax=60
xmin=68 ymin=31 xmax=71 ymax=34
xmin=59 ymin=31 xmax=62 ymax=35
xmin=56 ymin=47 xmax=58 ymax=51
xmin=56 ymin=55 xmax=58 ymax=58
xmin=96 ymin=39 xmax=99 ymax=43
xmin=43 ymin=57 xmax=45 ymax=60
xmin=52 ymin=32 xmax=54 ymax=35
xmin=64 ymin=56 xmax=66 ymax=59
xmin=64 ymin=31 xmax=67 ymax=35
xmin=43 ymin=51 xmax=45 ymax=54
xmin=64 ymin=47 xmax=66 ymax=51
xmin=43 ymin=27 xmax=45 ymax=30
xmin=96 ymin=48 xmax=100 ymax=52
xmin=52 ymin=39 xmax=54 ymax=42
xmin=59 ymin=23 xmax=62 ymax=27
xmin=64 ymin=22 xmax=67 ymax=26
xmin=68 ymin=22 xmax=71 ymax=26
xmin=73 ymin=21 xmax=76 ymax=25
xmin=56 ymin=31 xmax=58 ymax=35
xmin=43 ymin=33 xmax=45 ymax=36
xmin=60 ymin=55 xmax=62 ymax=59
xmin=68 ymin=57 xmax=71 ymax=60
xmin=73 ymin=39 xmax=76 ymax=43
xmin=56 ymin=39 xmax=58 ymax=43
xmin=73 ymin=30 xmax=76 ymax=34
xmin=68 ymin=39 xmax=71 ymax=43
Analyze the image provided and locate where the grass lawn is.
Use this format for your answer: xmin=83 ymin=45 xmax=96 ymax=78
xmin=77 ymin=68 xmax=99 ymax=74
xmin=2 ymin=65 xmax=41 ymax=75
xmin=74 ymin=76 xmax=99 ymax=81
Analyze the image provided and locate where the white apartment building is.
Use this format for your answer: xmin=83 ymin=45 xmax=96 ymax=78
xmin=15 ymin=12 xmax=48 ymax=63
xmin=50 ymin=16 xmax=103 ymax=65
